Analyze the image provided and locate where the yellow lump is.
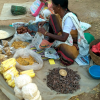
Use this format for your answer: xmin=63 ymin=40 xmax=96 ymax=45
xmin=0 ymin=58 xmax=19 ymax=88
xmin=11 ymin=41 xmax=29 ymax=49
xmin=20 ymin=69 xmax=35 ymax=78
xmin=16 ymin=56 xmax=36 ymax=66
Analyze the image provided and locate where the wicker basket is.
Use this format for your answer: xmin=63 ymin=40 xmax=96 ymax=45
xmin=89 ymin=39 xmax=100 ymax=65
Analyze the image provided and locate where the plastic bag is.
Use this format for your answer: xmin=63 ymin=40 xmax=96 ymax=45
xmin=30 ymin=32 xmax=53 ymax=50
xmin=40 ymin=8 xmax=52 ymax=20
xmin=45 ymin=48 xmax=59 ymax=59
xmin=12 ymin=22 xmax=28 ymax=29
xmin=80 ymin=21 xmax=91 ymax=31
xmin=9 ymin=33 xmax=32 ymax=48
xmin=12 ymin=22 xmax=36 ymax=38
xmin=31 ymin=32 xmax=44 ymax=50
xmin=0 ymin=48 xmax=2 ymax=54
xmin=0 ymin=54 xmax=7 ymax=63
xmin=0 ymin=45 xmax=4 ymax=54
xmin=3 ymin=47 xmax=15 ymax=57
xmin=13 ymin=48 xmax=43 ymax=70
xmin=1 ymin=40 xmax=9 ymax=47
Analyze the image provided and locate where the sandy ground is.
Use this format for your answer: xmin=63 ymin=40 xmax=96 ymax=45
xmin=0 ymin=0 xmax=100 ymax=100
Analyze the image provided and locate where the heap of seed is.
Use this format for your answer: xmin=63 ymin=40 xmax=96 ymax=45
xmin=47 ymin=68 xmax=81 ymax=94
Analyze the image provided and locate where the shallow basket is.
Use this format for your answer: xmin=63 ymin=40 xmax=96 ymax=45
xmin=89 ymin=39 xmax=100 ymax=65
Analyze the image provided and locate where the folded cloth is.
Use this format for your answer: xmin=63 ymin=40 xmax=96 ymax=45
xmin=91 ymin=42 xmax=100 ymax=54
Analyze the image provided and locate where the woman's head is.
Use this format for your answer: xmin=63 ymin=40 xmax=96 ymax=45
xmin=52 ymin=0 xmax=69 ymax=14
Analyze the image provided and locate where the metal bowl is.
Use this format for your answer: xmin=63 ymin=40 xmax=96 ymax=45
xmin=0 ymin=25 xmax=15 ymax=39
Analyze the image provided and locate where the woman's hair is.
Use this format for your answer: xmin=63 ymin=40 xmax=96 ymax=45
xmin=52 ymin=0 xmax=69 ymax=10
xmin=52 ymin=0 xmax=78 ymax=18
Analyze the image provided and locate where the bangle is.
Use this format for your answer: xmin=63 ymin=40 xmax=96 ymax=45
xmin=45 ymin=31 xmax=48 ymax=35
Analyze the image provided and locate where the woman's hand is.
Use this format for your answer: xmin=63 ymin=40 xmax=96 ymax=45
xmin=38 ymin=21 xmax=46 ymax=28
xmin=38 ymin=27 xmax=47 ymax=35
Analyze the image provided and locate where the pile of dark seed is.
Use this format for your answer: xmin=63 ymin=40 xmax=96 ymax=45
xmin=47 ymin=68 xmax=81 ymax=94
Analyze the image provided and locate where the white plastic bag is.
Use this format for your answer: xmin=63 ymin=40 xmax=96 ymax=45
xmin=13 ymin=48 xmax=43 ymax=70
xmin=31 ymin=32 xmax=44 ymax=50
xmin=16 ymin=33 xmax=33 ymax=41
xmin=80 ymin=21 xmax=91 ymax=31
xmin=9 ymin=33 xmax=32 ymax=48
xmin=45 ymin=48 xmax=59 ymax=59
xmin=12 ymin=22 xmax=28 ymax=29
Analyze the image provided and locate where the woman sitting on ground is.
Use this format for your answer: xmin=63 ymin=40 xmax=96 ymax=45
xmin=38 ymin=0 xmax=89 ymax=66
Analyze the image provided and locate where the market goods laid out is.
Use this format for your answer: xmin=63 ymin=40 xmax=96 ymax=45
xmin=0 ymin=58 xmax=36 ymax=88
xmin=14 ymin=74 xmax=42 ymax=100
xmin=17 ymin=26 xmax=34 ymax=34
xmin=0 ymin=58 xmax=17 ymax=87
xmin=11 ymin=5 xmax=27 ymax=16
xmin=0 ymin=40 xmax=15 ymax=62
xmin=0 ymin=23 xmax=99 ymax=100
xmin=0 ymin=32 xmax=43 ymax=100
xmin=20 ymin=69 xmax=35 ymax=78
xmin=11 ymin=41 xmax=29 ymax=49
xmin=0 ymin=30 xmax=9 ymax=39
xmin=47 ymin=68 xmax=81 ymax=94
xmin=0 ymin=26 xmax=15 ymax=39
xmin=16 ymin=56 xmax=37 ymax=66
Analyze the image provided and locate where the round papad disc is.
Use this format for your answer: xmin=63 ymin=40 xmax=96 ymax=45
xmin=59 ymin=69 xmax=67 ymax=77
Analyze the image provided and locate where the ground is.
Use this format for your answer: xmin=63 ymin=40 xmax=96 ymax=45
xmin=0 ymin=0 xmax=100 ymax=100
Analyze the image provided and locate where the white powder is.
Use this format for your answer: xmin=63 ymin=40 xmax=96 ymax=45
xmin=0 ymin=30 xmax=9 ymax=39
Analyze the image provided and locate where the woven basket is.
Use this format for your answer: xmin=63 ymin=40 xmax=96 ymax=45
xmin=89 ymin=39 xmax=100 ymax=65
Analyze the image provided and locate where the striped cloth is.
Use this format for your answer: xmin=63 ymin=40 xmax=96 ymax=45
xmin=30 ymin=46 xmax=49 ymax=60
xmin=30 ymin=0 xmax=44 ymax=15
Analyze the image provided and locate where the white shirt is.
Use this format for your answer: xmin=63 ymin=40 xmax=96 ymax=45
xmin=63 ymin=17 xmax=76 ymax=34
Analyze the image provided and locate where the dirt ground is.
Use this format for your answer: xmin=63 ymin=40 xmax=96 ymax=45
xmin=0 ymin=0 xmax=100 ymax=100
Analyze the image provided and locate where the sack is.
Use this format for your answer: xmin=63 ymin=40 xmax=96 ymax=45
xmin=30 ymin=0 xmax=45 ymax=17
xmin=13 ymin=48 xmax=43 ymax=70
xmin=31 ymin=32 xmax=53 ymax=50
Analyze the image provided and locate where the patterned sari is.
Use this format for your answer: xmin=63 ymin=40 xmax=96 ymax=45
xmin=48 ymin=14 xmax=79 ymax=66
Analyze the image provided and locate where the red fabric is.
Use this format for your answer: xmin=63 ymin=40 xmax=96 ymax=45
xmin=91 ymin=42 xmax=100 ymax=53
xmin=50 ymin=15 xmax=57 ymax=34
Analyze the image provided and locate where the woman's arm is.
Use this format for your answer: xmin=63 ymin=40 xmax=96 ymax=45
xmin=38 ymin=21 xmax=47 ymax=28
xmin=46 ymin=32 xmax=69 ymax=42
xmin=38 ymin=27 xmax=69 ymax=42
